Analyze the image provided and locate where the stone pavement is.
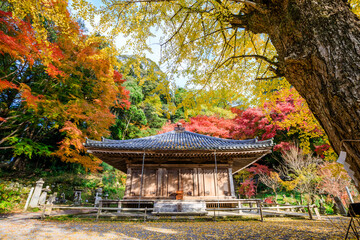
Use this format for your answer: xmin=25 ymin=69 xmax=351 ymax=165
xmin=0 ymin=212 xmax=350 ymax=239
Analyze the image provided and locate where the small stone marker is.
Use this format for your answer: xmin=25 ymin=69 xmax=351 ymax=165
xmin=60 ymin=192 xmax=66 ymax=204
xmin=38 ymin=186 xmax=51 ymax=205
xmin=74 ymin=189 xmax=83 ymax=205
xmin=29 ymin=178 xmax=44 ymax=208
xmin=47 ymin=192 xmax=57 ymax=205
xmin=94 ymin=188 xmax=102 ymax=206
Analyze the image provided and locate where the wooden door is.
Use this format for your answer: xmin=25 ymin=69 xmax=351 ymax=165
xmin=217 ymin=168 xmax=230 ymax=196
xmin=203 ymin=169 xmax=216 ymax=196
xmin=181 ymin=169 xmax=194 ymax=197
xmin=144 ymin=169 xmax=157 ymax=197
xmin=130 ymin=169 xmax=141 ymax=196
xmin=167 ymin=169 xmax=178 ymax=197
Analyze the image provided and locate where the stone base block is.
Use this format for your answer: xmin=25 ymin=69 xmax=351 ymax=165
xmin=153 ymin=200 xmax=206 ymax=214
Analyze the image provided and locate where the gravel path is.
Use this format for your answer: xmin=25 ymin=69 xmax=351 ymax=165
xmin=0 ymin=213 xmax=350 ymax=239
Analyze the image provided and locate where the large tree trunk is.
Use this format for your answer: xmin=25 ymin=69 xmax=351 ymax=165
xmin=234 ymin=1 xmax=360 ymax=185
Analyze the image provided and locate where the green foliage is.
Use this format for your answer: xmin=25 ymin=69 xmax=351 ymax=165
xmin=0 ymin=181 xmax=30 ymax=213
xmin=8 ymin=137 xmax=52 ymax=159
xmin=110 ymin=55 xmax=174 ymax=140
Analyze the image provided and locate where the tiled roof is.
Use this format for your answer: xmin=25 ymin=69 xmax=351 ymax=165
xmin=84 ymin=130 xmax=273 ymax=151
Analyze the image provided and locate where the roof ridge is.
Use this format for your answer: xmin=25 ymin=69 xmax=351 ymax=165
xmin=182 ymin=130 xmax=256 ymax=143
xmin=84 ymin=130 xmax=274 ymax=151
xmin=101 ymin=131 xmax=175 ymax=143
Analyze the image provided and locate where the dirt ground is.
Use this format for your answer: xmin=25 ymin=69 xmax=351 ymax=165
xmin=0 ymin=212 xmax=353 ymax=239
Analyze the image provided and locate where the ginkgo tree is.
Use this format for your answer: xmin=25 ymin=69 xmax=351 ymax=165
xmin=72 ymin=0 xmax=360 ymax=185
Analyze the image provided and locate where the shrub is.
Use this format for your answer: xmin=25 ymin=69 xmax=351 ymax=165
xmin=0 ymin=181 xmax=30 ymax=213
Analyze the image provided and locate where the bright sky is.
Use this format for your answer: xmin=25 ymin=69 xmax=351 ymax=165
xmin=78 ymin=0 xmax=188 ymax=88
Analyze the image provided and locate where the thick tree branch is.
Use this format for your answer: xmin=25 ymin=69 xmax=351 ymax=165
xmin=0 ymin=127 xmax=20 ymax=145
xmin=220 ymin=54 xmax=278 ymax=69
xmin=232 ymin=0 xmax=267 ymax=14
xmin=0 ymin=146 xmax=14 ymax=149
xmin=228 ymin=14 xmax=247 ymax=28
xmin=255 ymin=76 xmax=282 ymax=81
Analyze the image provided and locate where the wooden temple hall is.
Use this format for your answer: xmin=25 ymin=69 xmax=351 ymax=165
xmin=85 ymin=124 xmax=273 ymax=204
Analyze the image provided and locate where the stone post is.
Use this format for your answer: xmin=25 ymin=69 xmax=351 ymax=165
xmin=94 ymin=188 xmax=102 ymax=206
xmin=23 ymin=187 xmax=34 ymax=212
xmin=74 ymin=189 xmax=83 ymax=205
xmin=38 ymin=186 xmax=51 ymax=205
xmin=29 ymin=178 xmax=44 ymax=208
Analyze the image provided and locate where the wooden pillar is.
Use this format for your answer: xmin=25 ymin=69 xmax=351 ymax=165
xmin=125 ymin=168 xmax=132 ymax=197
xmin=178 ymin=169 xmax=182 ymax=191
xmin=228 ymin=168 xmax=235 ymax=197
xmin=198 ymin=168 xmax=204 ymax=196
xmin=157 ymin=168 xmax=163 ymax=197
xmin=162 ymin=168 xmax=168 ymax=197
xmin=193 ymin=168 xmax=198 ymax=196
xmin=141 ymin=169 xmax=146 ymax=197
xmin=213 ymin=169 xmax=217 ymax=196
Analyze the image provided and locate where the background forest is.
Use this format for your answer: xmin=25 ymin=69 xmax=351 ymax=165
xmin=0 ymin=0 xmax=357 ymax=214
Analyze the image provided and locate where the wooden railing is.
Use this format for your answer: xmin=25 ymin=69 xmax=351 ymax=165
xmin=40 ymin=199 xmax=320 ymax=222
xmin=40 ymin=199 xmax=155 ymax=222
xmin=205 ymin=199 xmax=320 ymax=221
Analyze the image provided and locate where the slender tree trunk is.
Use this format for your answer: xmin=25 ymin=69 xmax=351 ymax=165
xmin=234 ymin=0 xmax=360 ymax=187
xmin=12 ymin=157 xmax=26 ymax=171
xmin=273 ymin=189 xmax=278 ymax=203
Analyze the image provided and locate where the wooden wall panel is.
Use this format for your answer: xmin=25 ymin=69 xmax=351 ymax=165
xmin=125 ymin=168 xmax=132 ymax=197
xmin=130 ymin=169 xmax=141 ymax=196
xmin=203 ymin=169 xmax=215 ymax=196
xmin=181 ymin=169 xmax=194 ymax=196
xmin=125 ymin=166 xmax=233 ymax=199
xmin=144 ymin=169 xmax=157 ymax=196
xmin=167 ymin=169 xmax=178 ymax=197
xmin=217 ymin=169 xmax=230 ymax=196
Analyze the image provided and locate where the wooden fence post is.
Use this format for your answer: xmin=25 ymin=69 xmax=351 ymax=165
xmin=144 ymin=207 xmax=147 ymax=222
xmin=41 ymin=204 xmax=46 ymax=220
xmin=238 ymin=200 xmax=242 ymax=214
xmin=313 ymin=207 xmax=321 ymax=220
xmin=48 ymin=203 xmax=53 ymax=217
xmin=259 ymin=202 xmax=264 ymax=222
xmin=213 ymin=208 xmax=216 ymax=222
xmin=307 ymin=204 xmax=313 ymax=220
xmin=96 ymin=201 xmax=102 ymax=221
xmin=117 ymin=201 xmax=122 ymax=213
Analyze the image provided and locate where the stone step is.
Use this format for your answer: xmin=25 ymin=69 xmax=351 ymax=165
xmin=151 ymin=212 xmax=207 ymax=216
